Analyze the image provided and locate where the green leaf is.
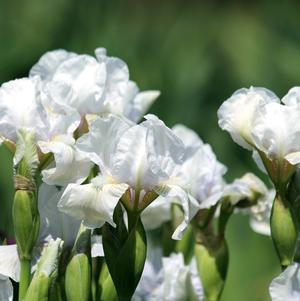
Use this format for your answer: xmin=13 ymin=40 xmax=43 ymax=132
xmin=102 ymin=204 xmax=147 ymax=301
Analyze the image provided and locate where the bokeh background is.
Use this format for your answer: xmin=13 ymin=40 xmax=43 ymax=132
xmin=2 ymin=0 xmax=300 ymax=300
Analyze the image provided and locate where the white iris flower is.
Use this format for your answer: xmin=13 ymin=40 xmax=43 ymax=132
xmin=218 ymin=86 xmax=300 ymax=185
xmin=30 ymin=48 xmax=160 ymax=122
xmin=58 ymin=114 xmax=200 ymax=239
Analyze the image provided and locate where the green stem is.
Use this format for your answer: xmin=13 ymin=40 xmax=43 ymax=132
xmin=19 ymin=259 xmax=31 ymax=301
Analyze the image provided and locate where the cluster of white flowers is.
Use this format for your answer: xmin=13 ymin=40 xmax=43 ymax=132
xmin=1 ymin=48 xmax=295 ymax=301
xmin=133 ymin=252 xmax=203 ymax=301
xmin=0 ymin=47 xmax=231 ymax=301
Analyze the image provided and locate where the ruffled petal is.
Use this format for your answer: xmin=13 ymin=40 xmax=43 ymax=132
xmin=30 ymin=49 xmax=75 ymax=81
xmin=156 ymin=185 xmax=200 ymax=240
xmin=125 ymin=88 xmax=160 ymax=122
xmin=172 ymin=124 xmax=203 ymax=149
xmin=282 ymin=87 xmax=300 ymax=107
xmin=39 ymin=136 xmax=92 ymax=185
xmin=52 ymin=55 xmax=107 ymax=116
xmin=181 ymin=143 xmax=226 ymax=208
xmin=58 ymin=175 xmax=128 ymax=228
xmin=251 ymin=102 xmax=300 ymax=164
xmin=111 ymin=124 xmax=157 ymax=189
xmin=143 ymin=114 xmax=185 ymax=181
xmin=0 ymin=244 xmax=20 ymax=282
xmin=269 ymin=263 xmax=300 ymax=301
xmin=76 ymin=114 xmax=133 ymax=174
xmin=217 ymin=87 xmax=279 ymax=150
xmin=223 ymin=173 xmax=268 ymax=205
xmin=248 ymin=189 xmax=274 ymax=236
xmin=0 ymin=77 xmax=45 ymax=142
xmin=95 ymin=49 xmax=130 ymax=115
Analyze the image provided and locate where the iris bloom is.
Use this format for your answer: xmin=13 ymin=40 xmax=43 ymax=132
xmin=222 ymin=173 xmax=273 ymax=235
xmin=269 ymin=263 xmax=300 ymax=301
xmin=223 ymin=173 xmax=268 ymax=206
xmin=58 ymin=114 xmax=200 ymax=239
xmin=172 ymin=124 xmax=227 ymax=209
xmin=133 ymin=253 xmax=203 ymax=301
xmin=218 ymin=87 xmax=300 ymax=186
xmin=30 ymin=48 xmax=160 ymax=123
xmin=0 ymin=76 xmax=91 ymax=185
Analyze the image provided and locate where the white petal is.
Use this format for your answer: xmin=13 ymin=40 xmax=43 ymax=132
xmin=248 ymin=189 xmax=274 ymax=236
xmin=34 ymin=238 xmax=64 ymax=277
xmin=30 ymin=49 xmax=76 ymax=81
xmin=76 ymin=114 xmax=133 ymax=174
xmin=91 ymin=235 xmax=104 ymax=258
xmin=285 ymin=151 xmax=300 ymax=165
xmin=58 ymin=176 xmax=128 ymax=228
xmin=38 ymin=183 xmax=81 ymax=247
xmin=0 ymin=77 xmax=45 ymax=142
xmin=249 ymin=218 xmax=271 ymax=236
xmin=282 ymin=87 xmax=300 ymax=107
xmin=111 ymin=124 xmax=155 ymax=189
xmin=252 ymin=150 xmax=267 ymax=174
xmin=0 ymin=245 xmax=20 ymax=282
xmin=0 ymin=276 xmax=13 ymax=301
xmin=52 ymin=55 xmax=107 ymax=116
xmin=251 ymin=102 xmax=300 ymax=163
xmin=38 ymin=82 xmax=81 ymax=139
xmin=157 ymin=185 xmax=200 ymax=240
xmin=223 ymin=173 xmax=268 ymax=205
xmin=125 ymin=89 xmax=160 ymax=122
xmin=269 ymin=263 xmax=300 ymax=301
xmin=181 ymin=143 xmax=226 ymax=208
xmin=217 ymin=87 xmax=279 ymax=150
xmin=95 ymin=50 xmax=130 ymax=115
xmin=141 ymin=196 xmax=171 ymax=230
xmin=39 ymin=136 xmax=92 ymax=185
xmin=143 ymin=114 xmax=185 ymax=181
xmin=172 ymin=124 xmax=203 ymax=149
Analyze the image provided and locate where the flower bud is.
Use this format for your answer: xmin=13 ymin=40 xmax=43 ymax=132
xmin=271 ymin=192 xmax=298 ymax=268
xmin=13 ymin=190 xmax=39 ymax=259
xmin=194 ymin=239 xmax=228 ymax=301
xmin=24 ymin=238 xmax=64 ymax=301
xmin=65 ymin=224 xmax=91 ymax=301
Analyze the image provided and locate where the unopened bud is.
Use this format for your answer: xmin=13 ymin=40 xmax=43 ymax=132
xmin=271 ymin=192 xmax=298 ymax=268
xmin=13 ymin=190 xmax=39 ymax=259
xmin=65 ymin=224 xmax=91 ymax=301
xmin=24 ymin=238 xmax=64 ymax=301
xmin=194 ymin=239 xmax=228 ymax=301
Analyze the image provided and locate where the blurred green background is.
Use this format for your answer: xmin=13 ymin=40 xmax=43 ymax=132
xmin=2 ymin=0 xmax=300 ymax=299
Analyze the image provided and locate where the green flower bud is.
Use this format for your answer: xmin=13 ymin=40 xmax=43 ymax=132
xmin=271 ymin=192 xmax=298 ymax=268
xmin=194 ymin=239 xmax=228 ymax=301
xmin=65 ymin=224 xmax=92 ymax=301
xmin=24 ymin=238 xmax=64 ymax=301
xmin=13 ymin=190 xmax=39 ymax=259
